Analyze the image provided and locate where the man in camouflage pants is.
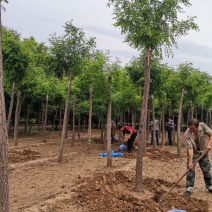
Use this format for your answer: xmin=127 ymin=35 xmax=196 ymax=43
xmin=184 ymin=118 xmax=212 ymax=196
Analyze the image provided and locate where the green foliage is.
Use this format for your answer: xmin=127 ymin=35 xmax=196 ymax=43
xmin=2 ymin=27 xmax=29 ymax=84
xmin=48 ymin=20 xmax=96 ymax=79
xmin=108 ymin=0 xmax=199 ymax=57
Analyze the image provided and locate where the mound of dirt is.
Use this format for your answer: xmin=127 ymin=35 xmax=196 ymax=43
xmin=8 ymin=149 xmax=40 ymax=163
xmin=73 ymin=170 xmax=209 ymax=212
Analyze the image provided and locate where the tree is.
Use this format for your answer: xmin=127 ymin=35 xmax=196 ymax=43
xmin=2 ymin=27 xmax=29 ymax=134
xmin=108 ymin=0 xmax=199 ymax=191
xmin=49 ymin=20 xmax=96 ymax=162
xmin=0 ymin=1 xmax=9 ymax=211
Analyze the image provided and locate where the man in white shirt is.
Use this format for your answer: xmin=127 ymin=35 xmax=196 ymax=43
xmin=150 ymin=118 xmax=160 ymax=145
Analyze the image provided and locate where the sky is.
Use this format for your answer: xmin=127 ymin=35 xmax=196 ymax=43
xmin=2 ymin=0 xmax=212 ymax=75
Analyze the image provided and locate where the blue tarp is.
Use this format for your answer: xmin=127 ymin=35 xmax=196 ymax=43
xmin=99 ymin=150 xmax=124 ymax=157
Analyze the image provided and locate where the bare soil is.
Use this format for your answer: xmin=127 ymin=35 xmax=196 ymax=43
xmin=8 ymin=130 xmax=212 ymax=212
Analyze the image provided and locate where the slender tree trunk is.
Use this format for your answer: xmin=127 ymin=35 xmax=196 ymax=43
xmin=118 ymin=110 xmax=123 ymax=141
xmin=59 ymin=106 xmax=62 ymax=136
xmin=177 ymin=86 xmax=184 ymax=156
xmin=201 ymin=107 xmax=203 ymax=122
xmin=14 ymin=91 xmax=21 ymax=146
xmin=65 ymin=109 xmax=70 ymax=140
xmin=151 ymin=95 xmax=156 ymax=148
xmin=52 ymin=110 xmax=58 ymax=131
xmin=7 ymin=82 xmax=15 ymax=134
xmin=58 ymin=75 xmax=72 ymax=162
xmin=101 ymin=121 xmax=104 ymax=145
xmin=17 ymin=94 xmax=22 ymax=128
xmin=37 ymin=109 xmax=40 ymax=133
xmin=135 ymin=46 xmax=151 ymax=192
xmin=28 ymin=124 xmax=32 ymax=136
xmin=0 ymin=5 xmax=9 ymax=209
xmin=43 ymin=91 xmax=48 ymax=143
xmin=132 ymin=108 xmax=135 ymax=129
xmin=161 ymin=98 xmax=165 ymax=146
xmin=206 ymin=110 xmax=209 ymax=126
xmin=83 ymin=116 xmax=86 ymax=131
xmin=87 ymin=85 xmax=93 ymax=153
xmin=77 ymin=114 xmax=81 ymax=140
xmin=25 ymin=103 xmax=30 ymax=134
xmin=194 ymin=106 xmax=197 ymax=119
xmin=190 ymin=100 xmax=193 ymax=119
xmin=209 ymin=110 xmax=211 ymax=128
xmin=169 ymin=100 xmax=172 ymax=116
xmin=172 ymin=109 xmax=175 ymax=144
xmin=187 ymin=108 xmax=190 ymax=125
xmin=146 ymin=109 xmax=150 ymax=142
xmin=107 ymin=75 xmax=112 ymax=167
xmin=41 ymin=100 xmax=45 ymax=133
xmin=71 ymin=93 xmax=76 ymax=147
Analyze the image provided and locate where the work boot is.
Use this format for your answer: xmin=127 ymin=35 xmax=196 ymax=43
xmin=185 ymin=191 xmax=191 ymax=196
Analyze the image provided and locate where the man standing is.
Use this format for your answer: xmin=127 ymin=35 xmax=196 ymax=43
xmin=167 ymin=116 xmax=174 ymax=146
xmin=150 ymin=118 xmax=160 ymax=145
xmin=184 ymin=118 xmax=212 ymax=196
xmin=118 ymin=125 xmax=137 ymax=153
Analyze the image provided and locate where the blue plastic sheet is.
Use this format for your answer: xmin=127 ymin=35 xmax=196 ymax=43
xmin=99 ymin=150 xmax=124 ymax=157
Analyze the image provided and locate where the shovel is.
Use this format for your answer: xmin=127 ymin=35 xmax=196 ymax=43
xmin=158 ymin=149 xmax=208 ymax=203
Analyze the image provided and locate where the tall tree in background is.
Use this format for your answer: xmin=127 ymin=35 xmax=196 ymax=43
xmin=2 ymin=27 xmax=29 ymax=134
xmin=0 ymin=1 xmax=9 ymax=211
xmin=49 ymin=20 xmax=96 ymax=162
xmin=108 ymin=0 xmax=199 ymax=191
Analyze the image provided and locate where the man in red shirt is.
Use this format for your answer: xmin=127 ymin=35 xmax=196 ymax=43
xmin=118 ymin=125 xmax=137 ymax=153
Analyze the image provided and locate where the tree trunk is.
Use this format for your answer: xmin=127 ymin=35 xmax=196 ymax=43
xmin=59 ymin=106 xmax=62 ymax=136
xmin=65 ymin=109 xmax=70 ymax=140
xmin=206 ymin=110 xmax=209 ymax=126
xmin=201 ymin=107 xmax=203 ymax=122
xmin=77 ymin=114 xmax=81 ymax=140
xmin=190 ymin=100 xmax=193 ymax=119
xmin=194 ymin=106 xmax=197 ymax=119
xmin=0 ymin=4 xmax=9 ymax=209
xmin=187 ymin=108 xmax=190 ymax=125
xmin=58 ymin=75 xmax=72 ymax=162
xmin=177 ymin=86 xmax=185 ymax=156
xmin=169 ymin=100 xmax=172 ymax=116
xmin=52 ymin=110 xmax=58 ymax=131
xmin=43 ymin=91 xmax=48 ymax=143
xmin=146 ymin=109 xmax=150 ymax=142
xmin=151 ymin=95 xmax=157 ymax=148
xmin=209 ymin=110 xmax=211 ymax=128
xmin=118 ymin=110 xmax=123 ymax=141
xmin=71 ymin=93 xmax=76 ymax=147
xmin=132 ymin=108 xmax=135 ymax=129
xmin=101 ymin=121 xmax=105 ymax=146
xmin=7 ymin=81 xmax=15 ymax=134
xmin=135 ymin=45 xmax=151 ymax=192
xmin=14 ymin=91 xmax=21 ymax=146
xmin=161 ymin=98 xmax=165 ymax=146
xmin=83 ymin=116 xmax=86 ymax=131
xmin=107 ymin=75 xmax=112 ymax=167
xmin=25 ymin=103 xmax=30 ymax=134
xmin=87 ymin=85 xmax=93 ymax=154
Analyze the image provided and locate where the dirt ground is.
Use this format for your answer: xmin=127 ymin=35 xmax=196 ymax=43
xmin=8 ymin=129 xmax=212 ymax=212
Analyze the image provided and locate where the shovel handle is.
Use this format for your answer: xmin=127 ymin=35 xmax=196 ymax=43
xmin=158 ymin=149 xmax=208 ymax=203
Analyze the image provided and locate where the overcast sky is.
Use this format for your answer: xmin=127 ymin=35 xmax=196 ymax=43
xmin=2 ymin=0 xmax=212 ymax=75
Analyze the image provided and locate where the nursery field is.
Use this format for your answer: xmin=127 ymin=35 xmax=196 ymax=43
xmin=8 ymin=129 xmax=212 ymax=212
